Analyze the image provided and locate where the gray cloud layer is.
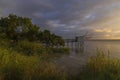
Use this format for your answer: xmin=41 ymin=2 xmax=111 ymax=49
xmin=0 ymin=0 xmax=120 ymax=39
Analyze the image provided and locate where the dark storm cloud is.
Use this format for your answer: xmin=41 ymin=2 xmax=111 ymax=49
xmin=0 ymin=0 xmax=120 ymax=38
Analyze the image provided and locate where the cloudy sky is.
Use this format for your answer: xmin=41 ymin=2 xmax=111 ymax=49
xmin=0 ymin=0 xmax=120 ymax=39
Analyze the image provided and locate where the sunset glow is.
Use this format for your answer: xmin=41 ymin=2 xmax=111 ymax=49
xmin=0 ymin=0 xmax=120 ymax=39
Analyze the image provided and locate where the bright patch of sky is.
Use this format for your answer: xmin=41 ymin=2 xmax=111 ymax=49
xmin=0 ymin=0 xmax=120 ymax=39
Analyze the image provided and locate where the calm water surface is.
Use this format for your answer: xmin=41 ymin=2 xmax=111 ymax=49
xmin=55 ymin=41 xmax=120 ymax=74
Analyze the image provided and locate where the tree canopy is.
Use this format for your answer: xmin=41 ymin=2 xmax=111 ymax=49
xmin=0 ymin=14 xmax=65 ymax=46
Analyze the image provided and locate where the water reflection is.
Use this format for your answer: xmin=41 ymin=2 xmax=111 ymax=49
xmin=56 ymin=41 xmax=120 ymax=75
xmin=75 ymin=46 xmax=84 ymax=53
xmin=67 ymin=42 xmax=85 ymax=54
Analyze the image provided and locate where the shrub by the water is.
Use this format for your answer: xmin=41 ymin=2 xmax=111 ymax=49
xmin=16 ymin=40 xmax=47 ymax=55
xmin=9 ymin=40 xmax=69 ymax=56
xmin=79 ymin=50 xmax=120 ymax=80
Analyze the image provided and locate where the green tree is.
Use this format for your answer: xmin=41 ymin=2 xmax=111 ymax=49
xmin=52 ymin=35 xmax=65 ymax=46
xmin=38 ymin=30 xmax=65 ymax=47
xmin=0 ymin=14 xmax=19 ymax=40
xmin=0 ymin=14 xmax=40 ymax=42
xmin=42 ymin=30 xmax=51 ymax=46
xmin=0 ymin=14 xmax=65 ymax=46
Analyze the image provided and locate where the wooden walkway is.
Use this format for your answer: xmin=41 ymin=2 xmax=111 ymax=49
xmin=64 ymin=36 xmax=85 ymax=48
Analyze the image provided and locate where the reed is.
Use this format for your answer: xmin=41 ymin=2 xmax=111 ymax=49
xmin=0 ymin=47 xmax=66 ymax=80
xmin=79 ymin=49 xmax=120 ymax=80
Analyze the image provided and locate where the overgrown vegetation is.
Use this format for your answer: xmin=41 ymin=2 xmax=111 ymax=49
xmin=78 ymin=50 xmax=120 ymax=80
xmin=0 ymin=47 xmax=66 ymax=80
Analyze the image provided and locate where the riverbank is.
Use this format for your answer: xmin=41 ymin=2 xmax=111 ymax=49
xmin=0 ymin=39 xmax=69 ymax=80
xmin=0 ymin=39 xmax=120 ymax=80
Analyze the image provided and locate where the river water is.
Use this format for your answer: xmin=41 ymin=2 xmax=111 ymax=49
xmin=55 ymin=40 xmax=120 ymax=74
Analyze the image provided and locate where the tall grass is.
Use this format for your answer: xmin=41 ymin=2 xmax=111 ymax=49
xmin=79 ymin=50 xmax=120 ymax=80
xmin=3 ymin=40 xmax=69 ymax=56
xmin=16 ymin=40 xmax=47 ymax=55
xmin=0 ymin=47 xmax=66 ymax=80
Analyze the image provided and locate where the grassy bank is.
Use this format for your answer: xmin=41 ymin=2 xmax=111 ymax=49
xmin=78 ymin=50 xmax=120 ymax=80
xmin=0 ymin=47 xmax=66 ymax=80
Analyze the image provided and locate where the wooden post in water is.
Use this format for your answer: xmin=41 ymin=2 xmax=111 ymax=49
xmin=75 ymin=35 xmax=85 ymax=52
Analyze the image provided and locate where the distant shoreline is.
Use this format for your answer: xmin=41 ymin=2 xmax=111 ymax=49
xmin=87 ymin=39 xmax=120 ymax=41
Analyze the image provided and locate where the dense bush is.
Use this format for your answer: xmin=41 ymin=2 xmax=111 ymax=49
xmin=16 ymin=40 xmax=47 ymax=55
xmin=14 ymin=40 xmax=69 ymax=56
